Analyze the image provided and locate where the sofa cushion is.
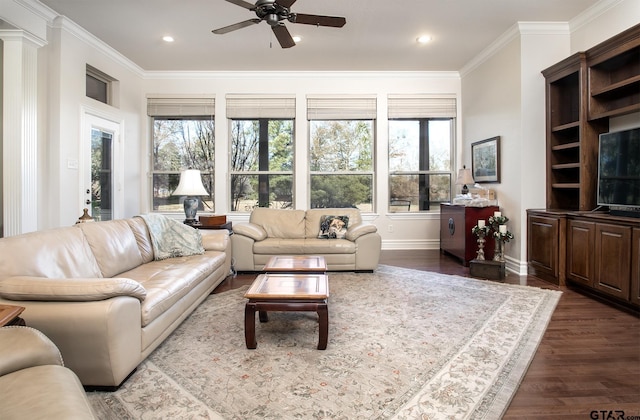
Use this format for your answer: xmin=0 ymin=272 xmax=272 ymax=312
xmin=305 ymin=208 xmax=363 ymax=238
xmin=0 ymin=227 xmax=102 ymax=279
xmin=77 ymin=220 xmax=144 ymax=278
xmin=120 ymin=251 xmax=226 ymax=326
xmin=317 ymin=215 xmax=349 ymax=239
xmin=0 ymin=277 xmax=147 ymax=302
xmin=250 ymin=208 xmax=306 ymax=239
xmin=253 ymin=238 xmax=356 ymax=255
xmin=127 ymin=217 xmax=155 ymax=264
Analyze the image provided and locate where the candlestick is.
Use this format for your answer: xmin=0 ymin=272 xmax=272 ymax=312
xmin=478 ymin=220 xmax=485 ymax=228
xmin=499 ymin=224 xmax=507 ymax=234
xmin=494 ymin=211 xmax=501 ymax=217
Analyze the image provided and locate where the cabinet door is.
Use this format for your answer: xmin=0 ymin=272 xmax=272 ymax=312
xmin=632 ymin=228 xmax=640 ymax=305
xmin=594 ymin=223 xmax=632 ymax=300
xmin=528 ymin=215 xmax=565 ymax=285
xmin=440 ymin=205 xmax=464 ymax=261
xmin=567 ymin=220 xmax=594 ymax=285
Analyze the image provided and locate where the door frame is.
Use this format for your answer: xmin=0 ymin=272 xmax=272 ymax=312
xmin=80 ymin=107 xmax=124 ymax=220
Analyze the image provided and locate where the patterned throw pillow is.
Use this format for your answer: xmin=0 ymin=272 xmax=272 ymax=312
xmin=317 ymin=215 xmax=349 ymax=239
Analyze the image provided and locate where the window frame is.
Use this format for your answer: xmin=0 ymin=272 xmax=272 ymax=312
xmin=388 ymin=117 xmax=455 ymax=212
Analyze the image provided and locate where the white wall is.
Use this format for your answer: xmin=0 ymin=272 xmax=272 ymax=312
xmin=40 ymin=17 xmax=145 ymax=227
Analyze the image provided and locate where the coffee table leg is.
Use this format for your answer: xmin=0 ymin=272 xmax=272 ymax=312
xmin=317 ymin=303 xmax=328 ymax=350
xmin=258 ymin=310 xmax=269 ymax=323
xmin=245 ymin=302 xmax=257 ymax=349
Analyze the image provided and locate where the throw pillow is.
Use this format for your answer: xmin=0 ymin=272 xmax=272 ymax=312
xmin=317 ymin=215 xmax=349 ymax=239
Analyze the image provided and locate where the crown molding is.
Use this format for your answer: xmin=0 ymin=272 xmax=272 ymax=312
xmin=569 ymin=0 xmax=625 ymax=32
xmin=459 ymin=22 xmax=570 ymax=77
xmin=142 ymin=70 xmax=461 ymax=80
xmin=51 ymin=15 xmax=145 ymax=78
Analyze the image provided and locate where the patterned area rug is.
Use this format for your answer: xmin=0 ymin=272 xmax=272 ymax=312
xmin=88 ymin=266 xmax=561 ymax=419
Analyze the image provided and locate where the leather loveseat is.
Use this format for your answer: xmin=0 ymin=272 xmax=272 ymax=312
xmin=0 ymin=216 xmax=231 ymax=388
xmin=0 ymin=326 xmax=97 ymax=419
xmin=231 ymin=207 xmax=381 ymax=272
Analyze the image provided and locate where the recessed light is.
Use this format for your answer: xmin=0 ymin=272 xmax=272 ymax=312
xmin=293 ymin=35 xmax=302 ymax=43
xmin=162 ymin=36 xmax=175 ymax=43
xmin=416 ymin=35 xmax=432 ymax=44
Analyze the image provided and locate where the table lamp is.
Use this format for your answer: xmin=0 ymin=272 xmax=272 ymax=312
xmin=172 ymin=169 xmax=209 ymax=226
xmin=455 ymin=165 xmax=474 ymax=195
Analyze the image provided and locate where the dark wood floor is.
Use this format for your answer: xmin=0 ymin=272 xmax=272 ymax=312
xmin=214 ymin=250 xmax=640 ymax=418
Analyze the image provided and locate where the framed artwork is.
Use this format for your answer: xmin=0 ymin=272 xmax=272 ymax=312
xmin=471 ymin=136 xmax=500 ymax=183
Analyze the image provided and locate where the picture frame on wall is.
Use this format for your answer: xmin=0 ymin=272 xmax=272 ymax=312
xmin=471 ymin=136 xmax=500 ymax=183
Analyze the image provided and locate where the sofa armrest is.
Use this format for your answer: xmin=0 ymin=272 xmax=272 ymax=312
xmin=233 ymin=222 xmax=268 ymax=241
xmin=0 ymin=277 xmax=147 ymax=302
xmin=200 ymin=229 xmax=230 ymax=252
xmin=0 ymin=326 xmax=63 ymax=376
xmin=345 ymin=223 xmax=378 ymax=241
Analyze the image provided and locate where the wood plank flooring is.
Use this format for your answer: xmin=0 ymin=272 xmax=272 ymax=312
xmin=214 ymin=250 xmax=640 ymax=418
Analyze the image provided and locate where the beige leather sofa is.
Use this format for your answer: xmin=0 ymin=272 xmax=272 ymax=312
xmin=0 ymin=216 xmax=231 ymax=388
xmin=232 ymin=207 xmax=381 ymax=271
xmin=0 ymin=326 xmax=97 ymax=419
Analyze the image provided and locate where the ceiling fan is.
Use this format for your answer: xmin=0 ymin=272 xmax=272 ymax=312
xmin=212 ymin=0 xmax=346 ymax=48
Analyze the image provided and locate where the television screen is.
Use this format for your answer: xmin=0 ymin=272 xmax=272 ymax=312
xmin=597 ymin=127 xmax=640 ymax=208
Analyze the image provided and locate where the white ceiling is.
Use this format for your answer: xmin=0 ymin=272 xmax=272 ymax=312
xmin=37 ymin=0 xmax=601 ymax=72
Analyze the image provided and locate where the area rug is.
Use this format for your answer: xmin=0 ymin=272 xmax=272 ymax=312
xmin=87 ymin=265 xmax=561 ymax=419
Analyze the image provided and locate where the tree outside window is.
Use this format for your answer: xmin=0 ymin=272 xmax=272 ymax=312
xmin=151 ymin=118 xmax=214 ymax=212
xmin=388 ymin=119 xmax=452 ymax=212
xmin=309 ymin=120 xmax=374 ymax=210
xmin=230 ymin=119 xmax=293 ymax=212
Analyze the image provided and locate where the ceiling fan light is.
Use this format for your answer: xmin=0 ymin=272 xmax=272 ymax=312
xmin=292 ymin=35 xmax=301 ymax=43
xmin=416 ymin=35 xmax=432 ymax=44
xmin=162 ymin=35 xmax=175 ymax=43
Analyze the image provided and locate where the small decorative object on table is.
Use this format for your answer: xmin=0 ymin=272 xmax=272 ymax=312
xmin=471 ymin=220 xmax=490 ymax=260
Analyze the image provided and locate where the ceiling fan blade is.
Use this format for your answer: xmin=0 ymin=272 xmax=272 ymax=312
xmin=223 ymin=0 xmax=256 ymax=10
xmin=272 ymin=24 xmax=296 ymax=48
xmin=291 ymin=13 xmax=346 ymax=28
xmin=212 ymin=18 xmax=261 ymax=34
xmin=277 ymin=0 xmax=297 ymax=8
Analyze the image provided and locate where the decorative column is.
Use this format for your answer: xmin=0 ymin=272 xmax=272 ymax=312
xmin=1 ymin=30 xmax=45 ymax=236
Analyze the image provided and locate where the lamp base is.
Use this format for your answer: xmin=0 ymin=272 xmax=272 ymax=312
xmin=462 ymin=185 xmax=469 ymax=194
xmin=183 ymin=196 xmax=201 ymax=226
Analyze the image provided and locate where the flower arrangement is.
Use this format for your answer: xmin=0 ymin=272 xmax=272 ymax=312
xmin=494 ymin=229 xmax=515 ymax=242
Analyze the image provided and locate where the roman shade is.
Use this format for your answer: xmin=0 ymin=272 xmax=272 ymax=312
xmin=226 ymin=94 xmax=296 ymax=119
xmin=147 ymin=96 xmax=215 ymax=117
xmin=307 ymin=95 xmax=377 ymax=120
xmin=388 ymin=94 xmax=457 ymax=119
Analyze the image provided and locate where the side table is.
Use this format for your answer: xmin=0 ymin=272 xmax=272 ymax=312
xmin=0 ymin=304 xmax=26 ymax=327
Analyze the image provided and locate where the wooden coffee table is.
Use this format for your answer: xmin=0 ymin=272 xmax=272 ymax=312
xmin=262 ymin=255 xmax=327 ymax=273
xmin=0 ymin=304 xmax=26 ymax=327
xmin=244 ymin=273 xmax=329 ymax=350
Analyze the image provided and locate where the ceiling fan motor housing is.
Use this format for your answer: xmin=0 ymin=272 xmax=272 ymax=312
xmin=255 ymin=0 xmax=289 ymax=26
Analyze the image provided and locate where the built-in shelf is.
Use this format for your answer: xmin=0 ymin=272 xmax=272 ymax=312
xmin=552 ymin=163 xmax=581 ymax=170
xmin=552 ymin=183 xmax=581 ymax=189
xmin=551 ymin=142 xmax=580 ymax=151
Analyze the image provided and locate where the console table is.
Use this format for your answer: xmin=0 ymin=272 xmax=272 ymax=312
xmin=440 ymin=203 xmax=499 ymax=266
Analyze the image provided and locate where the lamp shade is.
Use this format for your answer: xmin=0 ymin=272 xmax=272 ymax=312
xmin=455 ymin=167 xmax=474 ymax=186
xmin=172 ymin=170 xmax=208 ymax=196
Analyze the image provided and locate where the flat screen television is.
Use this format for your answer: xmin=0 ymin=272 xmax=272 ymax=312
xmin=597 ymin=127 xmax=640 ymax=217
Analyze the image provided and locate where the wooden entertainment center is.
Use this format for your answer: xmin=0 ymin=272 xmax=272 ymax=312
xmin=527 ymin=23 xmax=640 ymax=313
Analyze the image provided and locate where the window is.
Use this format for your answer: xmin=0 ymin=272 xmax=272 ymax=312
xmin=86 ymin=65 xmax=114 ymax=105
xmin=148 ymin=97 xmax=215 ymax=213
xmin=307 ymin=96 xmax=376 ymax=211
xmin=388 ymin=95 xmax=456 ymax=212
xmin=227 ymin=95 xmax=295 ymax=212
